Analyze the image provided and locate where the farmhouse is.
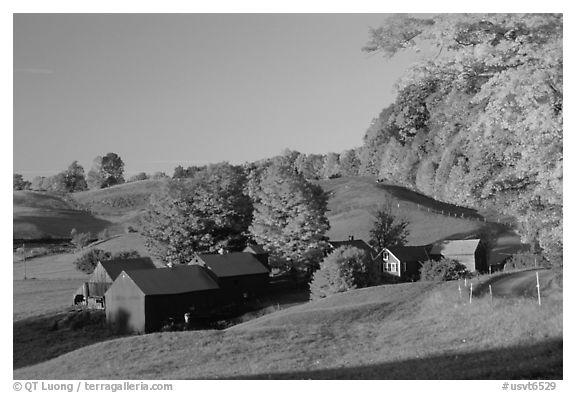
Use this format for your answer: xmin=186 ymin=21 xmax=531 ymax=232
xmin=105 ymin=265 xmax=220 ymax=333
xmin=382 ymin=246 xmax=432 ymax=281
xmin=73 ymin=257 xmax=156 ymax=308
xmin=430 ymin=239 xmax=487 ymax=273
xmin=189 ymin=252 xmax=270 ymax=300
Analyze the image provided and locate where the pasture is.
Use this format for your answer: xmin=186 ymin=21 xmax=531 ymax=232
xmin=14 ymin=275 xmax=562 ymax=379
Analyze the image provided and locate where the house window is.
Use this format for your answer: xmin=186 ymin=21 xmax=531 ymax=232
xmin=383 ymin=251 xmax=389 ymax=261
xmin=402 ymin=262 xmax=407 ymax=272
xmin=389 ymin=263 xmax=397 ymax=272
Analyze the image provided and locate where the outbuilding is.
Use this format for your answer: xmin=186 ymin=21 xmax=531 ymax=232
xmin=430 ymin=239 xmax=487 ymax=273
xmin=73 ymin=257 xmax=156 ymax=308
xmin=190 ymin=252 xmax=270 ymax=300
xmin=105 ymin=265 xmax=220 ymax=333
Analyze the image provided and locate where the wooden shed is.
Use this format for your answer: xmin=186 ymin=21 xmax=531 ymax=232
xmin=73 ymin=257 xmax=156 ymax=308
xmin=383 ymin=246 xmax=432 ymax=281
xmin=430 ymin=239 xmax=487 ymax=273
xmin=190 ymin=252 xmax=270 ymax=300
xmin=105 ymin=265 xmax=220 ymax=333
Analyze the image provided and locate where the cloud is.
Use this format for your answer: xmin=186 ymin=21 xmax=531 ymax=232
xmin=14 ymin=67 xmax=54 ymax=75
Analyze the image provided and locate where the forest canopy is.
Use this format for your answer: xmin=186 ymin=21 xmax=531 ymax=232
xmin=359 ymin=14 xmax=562 ymax=262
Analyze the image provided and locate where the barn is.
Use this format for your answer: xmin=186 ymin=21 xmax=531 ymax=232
xmin=105 ymin=265 xmax=220 ymax=333
xmin=382 ymin=246 xmax=432 ymax=281
xmin=430 ymin=239 xmax=487 ymax=273
xmin=243 ymin=243 xmax=270 ymax=269
xmin=190 ymin=252 xmax=270 ymax=300
xmin=73 ymin=257 xmax=156 ymax=308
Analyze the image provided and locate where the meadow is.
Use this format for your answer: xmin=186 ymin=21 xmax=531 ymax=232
xmin=14 ymin=274 xmax=561 ymax=379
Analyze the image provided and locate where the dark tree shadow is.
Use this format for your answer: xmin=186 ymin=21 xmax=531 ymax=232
xmin=224 ymin=339 xmax=562 ymax=380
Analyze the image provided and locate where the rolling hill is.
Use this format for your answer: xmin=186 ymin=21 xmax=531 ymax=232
xmin=14 ymin=277 xmax=562 ymax=379
xmin=13 ymin=191 xmax=112 ymax=240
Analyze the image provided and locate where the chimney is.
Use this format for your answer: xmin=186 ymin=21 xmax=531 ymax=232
xmin=348 ymin=235 xmax=354 ymax=241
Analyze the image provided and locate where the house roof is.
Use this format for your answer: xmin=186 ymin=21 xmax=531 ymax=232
xmin=431 ymin=239 xmax=481 ymax=256
xmin=243 ymin=244 xmax=268 ymax=254
xmin=329 ymin=240 xmax=375 ymax=256
xmin=122 ymin=265 xmax=219 ymax=296
xmin=99 ymin=258 xmax=156 ymax=281
xmin=193 ymin=252 xmax=270 ymax=278
xmin=387 ymin=246 xmax=431 ymax=263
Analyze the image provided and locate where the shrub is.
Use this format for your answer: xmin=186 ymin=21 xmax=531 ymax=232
xmin=71 ymin=228 xmax=92 ymax=249
xmin=419 ymin=258 xmax=469 ymax=281
xmin=74 ymin=249 xmax=111 ymax=274
xmin=310 ymin=246 xmax=374 ymax=301
xmin=73 ymin=249 xmax=143 ymax=274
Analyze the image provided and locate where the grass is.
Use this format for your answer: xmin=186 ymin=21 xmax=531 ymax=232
xmin=13 ymin=279 xmax=85 ymax=321
xmin=14 ymin=278 xmax=562 ymax=379
xmin=318 ymin=177 xmax=487 ymax=245
xmin=13 ymin=191 xmax=113 ymax=240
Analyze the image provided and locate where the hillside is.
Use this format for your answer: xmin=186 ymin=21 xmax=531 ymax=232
xmin=14 ymin=278 xmax=562 ymax=379
xmin=13 ymin=191 xmax=112 ymax=240
xmin=320 ymin=177 xmax=489 ymax=245
xmin=71 ymin=179 xmax=168 ymax=221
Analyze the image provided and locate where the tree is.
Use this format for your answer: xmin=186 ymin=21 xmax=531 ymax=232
xmin=339 ymin=149 xmax=360 ymax=177
xmin=361 ymin=14 xmax=562 ymax=263
xmin=249 ymin=162 xmax=330 ymax=272
xmin=87 ymin=153 xmax=125 ymax=189
xmin=310 ymin=246 xmax=372 ymax=300
xmin=142 ymin=163 xmax=253 ymax=265
xmin=322 ymin=152 xmax=341 ymax=179
xmin=369 ymin=204 xmax=410 ymax=252
xmin=13 ymin=174 xmax=31 ymax=190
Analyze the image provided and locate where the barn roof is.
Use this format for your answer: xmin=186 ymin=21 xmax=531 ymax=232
xmin=329 ymin=239 xmax=376 ymax=256
xmin=193 ymin=252 xmax=269 ymax=278
xmin=122 ymin=265 xmax=219 ymax=296
xmin=99 ymin=258 xmax=156 ymax=281
xmin=431 ymin=239 xmax=482 ymax=256
xmin=243 ymin=243 xmax=268 ymax=254
xmin=387 ymin=246 xmax=431 ymax=263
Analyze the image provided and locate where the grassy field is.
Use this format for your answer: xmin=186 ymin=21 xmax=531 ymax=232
xmin=319 ymin=177 xmax=488 ymax=245
xmin=14 ymin=275 xmax=562 ymax=379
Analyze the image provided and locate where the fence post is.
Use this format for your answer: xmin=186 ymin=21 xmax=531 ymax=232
xmin=464 ymin=277 xmax=467 ymax=287
xmin=536 ymin=272 xmax=541 ymax=306
xmin=489 ymin=284 xmax=493 ymax=303
xmin=458 ymin=282 xmax=462 ymax=299
xmin=469 ymin=283 xmax=473 ymax=304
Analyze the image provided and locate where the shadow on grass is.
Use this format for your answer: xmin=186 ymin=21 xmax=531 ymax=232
xmin=13 ymin=311 xmax=127 ymax=370
xmin=13 ymin=211 xmax=112 ymax=239
xmin=230 ymin=338 xmax=562 ymax=380
xmin=377 ymin=184 xmax=482 ymax=219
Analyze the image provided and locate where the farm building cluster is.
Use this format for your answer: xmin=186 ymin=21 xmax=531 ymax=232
xmin=74 ymin=237 xmax=486 ymax=333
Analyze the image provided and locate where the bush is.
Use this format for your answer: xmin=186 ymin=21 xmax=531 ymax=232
xmin=71 ymin=228 xmax=92 ymax=249
xmin=97 ymin=228 xmax=110 ymax=241
xmin=73 ymin=249 xmax=143 ymax=274
xmin=419 ymin=258 xmax=469 ymax=282
xmin=310 ymin=246 xmax=373 ymax=301
xmin=74 ymin=249 xmax=111 ymax=274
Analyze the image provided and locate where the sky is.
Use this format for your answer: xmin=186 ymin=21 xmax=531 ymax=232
xmin=13 ymin=13 xmax=418 ymax=178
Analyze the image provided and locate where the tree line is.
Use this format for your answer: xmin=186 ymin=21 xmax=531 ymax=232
xmin=13 ymin=152 xmax=170 ymax=193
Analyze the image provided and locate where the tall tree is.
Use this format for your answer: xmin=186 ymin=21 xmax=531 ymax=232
xmin=142 ymin=163 xmax=253 ymax=264
xmin=249 ymin=162 xmax=330 ymax=272
xmin=87 ymin=153 xmax=125 ymax=189
xmin=13 ymin=174 xmax=30 ymax=190
xmin=369 ymin=204 xmax=410 ymax=252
